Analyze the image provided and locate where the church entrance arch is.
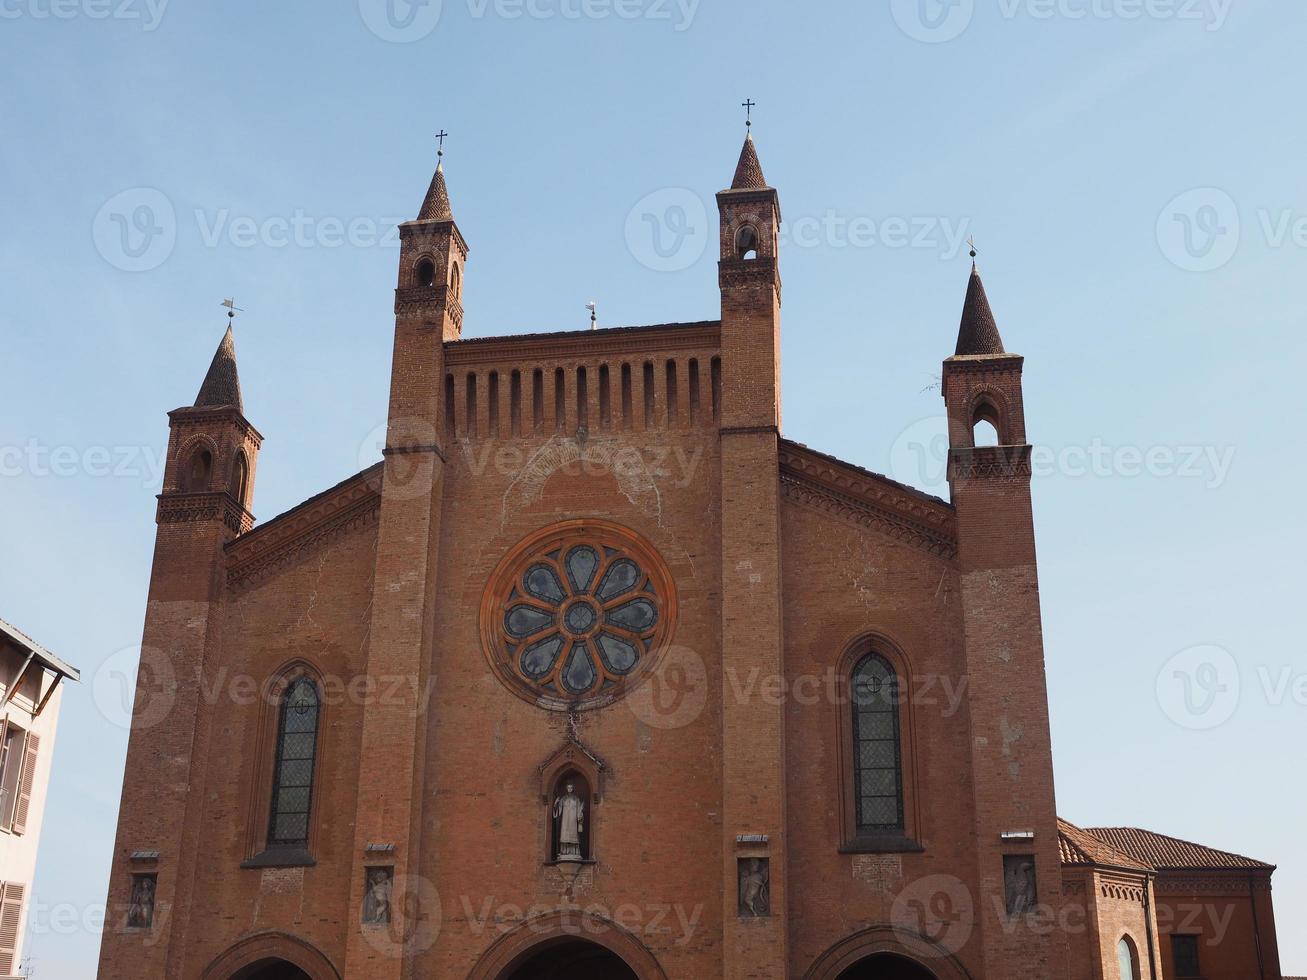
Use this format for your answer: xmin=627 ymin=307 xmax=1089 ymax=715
xmin=468 ymin=910 xmax=667 ymax=980
xmin=229 ymin=961 xmax=311 ymax=980
xmin=834 ymin=952 xmax=940 ymax=979
xmin=497 ymin=937 xmax=639 ymax=980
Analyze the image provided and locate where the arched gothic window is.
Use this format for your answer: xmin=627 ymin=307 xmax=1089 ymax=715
xmin=1116 ymin=937 xmax=1140 ymax=980
xmin=851 ymin=653 xmax=904 ymax=834
xmin=735 ymin=224 xmax=760 ymax=260
xmin=267 ymin=677 xmax=320 ymax=849
xmin=230 ymin=451 xmax=250 ymax=506
xmin=183 ymin=448 xmax=212 ymax=491
xmin=415 ymin=257 xmax=436 ymax=287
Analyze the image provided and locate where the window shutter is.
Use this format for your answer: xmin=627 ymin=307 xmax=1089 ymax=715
xmin=0 ymin=882 xmax=25 ymax=975
xmin=12 ymin=733 xmax=39 ymax=836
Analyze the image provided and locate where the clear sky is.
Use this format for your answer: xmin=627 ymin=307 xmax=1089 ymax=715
xmin=2 ymin=0 xmax=1304 ymax=975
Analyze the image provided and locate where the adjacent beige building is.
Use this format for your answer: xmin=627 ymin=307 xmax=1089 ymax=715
xmin=0 ymin=619 xmax=79 ymax=979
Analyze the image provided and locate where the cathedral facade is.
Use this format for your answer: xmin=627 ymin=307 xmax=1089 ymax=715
xmin=96 ymin=134 xmax=1283 ymax=980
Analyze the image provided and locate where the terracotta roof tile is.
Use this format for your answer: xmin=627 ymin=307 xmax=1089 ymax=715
xmin=731 ymin=134 xmax=767 ymax=190
xmin=194 ymin=325 xmax=243 ymax=412
xmin=954 ymin=264 xmax=1005 ymax=356
xmin=417 ymin=162 xmax=453 ymax=221
xmin=1058 ymin=819 xmax=1153 ymax=873
xmin=1086 ymin=827 xmax=1273 ymax=871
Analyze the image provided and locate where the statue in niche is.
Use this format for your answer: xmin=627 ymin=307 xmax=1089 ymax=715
xmin=552 ymin=779 xmax=586 ymax=861
xmin=738 ymin=858 xmax=770 ymax=917
xmin=1003 ymin=855 xmax=1037 ymax=916
xmin=127 ymin=874 xmax=156 ymax=929
xmin=363 ymin=866 xmax=393 ymax=925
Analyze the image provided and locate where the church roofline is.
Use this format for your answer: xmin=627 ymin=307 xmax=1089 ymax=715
xmin=1085 ymin=826 xmax=1274 ymax=873
xmin=445 ymin=320 xmax=721 ymax=366
xmin=225 ymin=462 xmax=384 ymax=591
xmin=779 ymin=439 xmax=957 ymax=560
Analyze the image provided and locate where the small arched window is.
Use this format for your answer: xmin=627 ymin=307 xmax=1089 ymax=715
xmin=183 ymin=448 xmax=212 ymax=491
xmin=972 ymin=399 xmax=1003 ymax=447
xmin=735 ymin=224 xmax=760 ymax=260
xmin=230 ymin=451 xmax=250 ymax=506
xmin=851 ymin=653 xmax=904 ymax=834
xmin=1116 ymin=936 xmax=1140 ymax=980
xmin=415 ymin=257 xmax=436 ymax=287
xmin=450 ymin=261 xmax=461 ymax=298
xmin=267 ymin=677 xmax=320 ymax=850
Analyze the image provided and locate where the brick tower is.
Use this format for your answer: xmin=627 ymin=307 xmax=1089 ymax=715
xmin=100 ymin=324 xmax=262 ymax=978
xmin=338 ymin=150 xmax=466 ymax=978
xmin=716 ymin=129 xmax=789 ymax=977
xmin=943 ymin=260 xmax=1066 ymax=978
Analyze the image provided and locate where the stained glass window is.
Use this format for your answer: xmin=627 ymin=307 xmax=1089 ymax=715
xmin=268 ymin=677 xmax=319 ymax=849
xmin=851 ymin=653 xmax=903 ymax=834
xmin=486 ymin=523 xmax=672 ymax=709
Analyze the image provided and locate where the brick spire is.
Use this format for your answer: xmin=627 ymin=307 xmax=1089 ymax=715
xmin=194 ymin=324 xmax=244 ymax=412
xmin=731 ymin=133 xmax=768 ymax=190
xmin=954 ymin=262 xmax=1005 ymax=356
xmin=417 ymin=160 xmax=454 ymax=221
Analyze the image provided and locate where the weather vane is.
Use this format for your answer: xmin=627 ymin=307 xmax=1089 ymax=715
xmin=220 ymin=298 xmax=244 ymax=324
xmin=742 ymin=99 xmax=756 ymax=130
xmin=586 ymin=300 xmax=597 ymax=331
xmin=967 ymin=235 xmax=977 ymax=259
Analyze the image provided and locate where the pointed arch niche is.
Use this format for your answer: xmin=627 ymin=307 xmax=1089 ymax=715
xmin=538 ymin=735 xmax=605 ymax=865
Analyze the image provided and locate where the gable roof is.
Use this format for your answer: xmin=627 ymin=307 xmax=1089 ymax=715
xmin=1058 ymin=819 xmax=1153 ymax=873
xmin=1086 ymin=827 xmax=1273 ymax=872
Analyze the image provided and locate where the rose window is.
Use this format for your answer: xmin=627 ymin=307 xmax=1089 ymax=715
xmin=480 ymin=520 xmax=675 ymax=710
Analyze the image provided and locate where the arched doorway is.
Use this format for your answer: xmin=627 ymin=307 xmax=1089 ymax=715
xmin=500 ymin=937 xmax=639 ymax=980
xmin=229 ymin=960 xmax=311 ymax=980
xmin=836 ymin=952 xmax=939 ymax=979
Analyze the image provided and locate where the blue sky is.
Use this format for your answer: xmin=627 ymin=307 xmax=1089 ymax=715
xmin=2 ymin=0 xmax=1304 ymax=975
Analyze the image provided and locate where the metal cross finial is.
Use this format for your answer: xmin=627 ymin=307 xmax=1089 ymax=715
xmin=742 ymin=99 xmax=756 ymax=129
xmin=967 ymin=235 xmax=977 ymax=259
xmin=220 ymin=297 xmax=244 ymax=324
xmin=435 ymin=129 xmax=448 ymax=158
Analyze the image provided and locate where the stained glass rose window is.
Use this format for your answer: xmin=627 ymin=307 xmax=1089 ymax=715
xmin=480 ymin=520 xmax=675 ymax=710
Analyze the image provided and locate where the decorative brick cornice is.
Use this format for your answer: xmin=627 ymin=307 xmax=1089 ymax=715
xmin=719 ymin=257 xmax=781 ymax=300
xmin=157 ymin=491 xmax=253 ymax=536
xmin=444 ymin=321 xmax=720 ymax=367
xmin=394 ymin=286 xmax=463 ymax=327
xmin=166 ymin=406 xmax=264 ymax=446
xmin=942 ymin=353 xmax=1025 ymax=377
xmin=400 ymin=217 xmax=468 ymax=255
xmin=1154 ymin=870 xmax=1273 ymax=896
xmin=948 ymin=444 xmax=1032 ymax=482
xmin=779 ymin=441 xmax=957 ymax=560
xmin=225 ymin=465 xmax=383 ymax=592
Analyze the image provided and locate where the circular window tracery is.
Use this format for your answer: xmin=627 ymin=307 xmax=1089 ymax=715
xmin=480 ymin=521 xmax=676 ymax=710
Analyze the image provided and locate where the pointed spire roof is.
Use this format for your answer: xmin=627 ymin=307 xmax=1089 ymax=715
xmin=954 ymin=263 xmax=1005 ymax=356
xmin=194 ymin=324 xmax=244 ymax=412
xmin=417 ymin=160 xmax=454 ymax=221
xmin=731 ymin=132 xmax=768 ymax=190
